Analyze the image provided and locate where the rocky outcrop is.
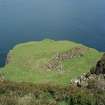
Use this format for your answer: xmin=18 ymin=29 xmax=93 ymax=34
xmin=0 ymin=52 xmax=7 ymax=66
xmin=94 ymin=53 xmax=105 ymax=75
xmin=6 ymin=52 xmax=12 ymax=64
xmin=71 ymin=53 xmax=105 ymax=91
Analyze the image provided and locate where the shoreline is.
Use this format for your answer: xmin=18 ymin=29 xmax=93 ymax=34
xmin=0 ymin=52 xmax=7 ymax=67
xmin=0 ymin=39 xmax=104 ymax=68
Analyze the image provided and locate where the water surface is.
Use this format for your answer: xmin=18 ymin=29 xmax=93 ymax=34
xmin=0 ymin=0 xmax=105 ymax=66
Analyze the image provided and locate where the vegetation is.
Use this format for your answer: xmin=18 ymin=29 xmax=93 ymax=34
xmin=0 ymin=39 xmax=102 ymax=85
xmin=0 ymin=80 xmax=105 ymax=105
xmin=0 ymin=39 xmax=105 ymax=105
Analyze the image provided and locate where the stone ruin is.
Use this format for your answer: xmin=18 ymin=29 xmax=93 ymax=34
xmin=46 ymin=55 xmax=60 ymax=70
xmin=46 ymin=46 xmax=87 ymax=70
xmin=54 ymin=46 xmax=87 ymax=61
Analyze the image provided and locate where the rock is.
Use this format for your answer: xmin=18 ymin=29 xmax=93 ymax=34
xmin=85 ymin=72 xmax=91 ymax=79
xmin=6 ymin=52 xmax=12 ymax=64
xmin=87 ymin=78 xmax=105 ymax=91
xmin=95 ymin=53 xmax=105 ymax=75
xmin=71 ymin=54 xmax=105 ymax=91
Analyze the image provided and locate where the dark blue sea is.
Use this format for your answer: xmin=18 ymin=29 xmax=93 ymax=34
xmin=0 ymin=0 xmax=105 ymax=66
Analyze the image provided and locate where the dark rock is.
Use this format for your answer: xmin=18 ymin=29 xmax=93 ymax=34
xmin=85 ymin=72 xmax=91 ymax=79
xmin=72 ymin=53 xmax=105 ymax=91
xmin=95 ymin=54 xmax=105 ymax=75
xmin=0 ymin=52 xmax=7 ymax=67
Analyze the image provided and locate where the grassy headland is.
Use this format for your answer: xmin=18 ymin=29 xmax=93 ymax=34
xmin=0 ymin=39 xmax=102 ymax=85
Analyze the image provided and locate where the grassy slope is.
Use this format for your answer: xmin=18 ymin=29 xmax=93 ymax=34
xmin=0 ymin=39 xmax=102 ymax=85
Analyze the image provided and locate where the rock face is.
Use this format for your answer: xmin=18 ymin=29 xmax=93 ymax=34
xmin=95 ymin=54 xmax=105 ymax=75
xmin=0 ymin=52 xmax=7 ymax=66
xmin=6 ymin=52 xmax=12 ymax=64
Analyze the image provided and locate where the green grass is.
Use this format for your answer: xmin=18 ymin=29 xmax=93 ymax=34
xmin=0 ymin=39 xmax=102 ymax=85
